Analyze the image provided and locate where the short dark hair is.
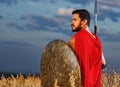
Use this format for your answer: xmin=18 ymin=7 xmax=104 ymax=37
xmin=72 ymin=9 xmax=90 ymax=26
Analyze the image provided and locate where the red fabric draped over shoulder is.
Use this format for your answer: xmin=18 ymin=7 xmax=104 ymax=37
xmin=75 ymin=29 xmax=102 ymax=87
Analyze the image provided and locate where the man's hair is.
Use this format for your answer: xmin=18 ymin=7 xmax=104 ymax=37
xmin=72 ymin=9 xmax=90 ymax=26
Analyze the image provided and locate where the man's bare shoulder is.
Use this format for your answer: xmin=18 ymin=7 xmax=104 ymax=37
xmin=68 ymin=35 xmax=75 ymax=50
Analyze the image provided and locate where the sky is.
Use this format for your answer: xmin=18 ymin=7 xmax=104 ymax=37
xmin=0 ymin=0 xmax=120 ymax=74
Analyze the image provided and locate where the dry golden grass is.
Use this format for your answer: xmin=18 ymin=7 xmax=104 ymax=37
xmin=102 ymin=66 xmax=120 ymax=87
xmin=102 ymin=73 xmax=120 ymax=87
xmin=0 ymin=67 xmax=120 ymax=87
xmin=0 ymin=73 xmax=42 ymax=87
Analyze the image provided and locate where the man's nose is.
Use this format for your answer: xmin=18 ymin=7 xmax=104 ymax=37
xmin=71 ymin=21 xmax=73 ymax=25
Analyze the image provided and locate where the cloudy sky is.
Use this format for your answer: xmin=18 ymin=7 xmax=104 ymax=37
xmin=0 ymin=0 xmax=120 ymax=74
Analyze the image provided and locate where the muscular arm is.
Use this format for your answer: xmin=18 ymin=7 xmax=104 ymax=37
xmin=68 ymin=35 xmax=75 ymax=50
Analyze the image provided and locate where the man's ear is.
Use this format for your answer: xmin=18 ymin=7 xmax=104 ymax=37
xmin=82 ymin=19 xmax=87 ymax=25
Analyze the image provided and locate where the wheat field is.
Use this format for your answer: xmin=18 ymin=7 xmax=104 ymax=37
xmin=0 ymin=67 xmax=120 ymax=87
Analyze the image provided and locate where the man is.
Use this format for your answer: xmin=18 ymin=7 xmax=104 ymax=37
xmin=68 ymin=9 xmax=106 ymax=87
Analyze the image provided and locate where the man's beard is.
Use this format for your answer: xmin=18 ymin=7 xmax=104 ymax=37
xmin=72 ymin=23 xmax=82 ymax=32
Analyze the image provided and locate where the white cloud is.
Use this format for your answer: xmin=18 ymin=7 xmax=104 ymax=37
xmin=56 ymin=8 xmax=74 ymax=17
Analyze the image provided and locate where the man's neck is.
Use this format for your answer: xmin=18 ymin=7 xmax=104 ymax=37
xmin=86 ymin=27 xmax=91 ymax=33
xmin=85 ymin=27 xmax=95 ymax=38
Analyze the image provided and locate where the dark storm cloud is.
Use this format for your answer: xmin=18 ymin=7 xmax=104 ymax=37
xmin=65 ymin=0 xmax=120 ymax=8
xmin=98 ymin=29 xmax=120 ymax=41
xmin=98 ymin=0 xmax=120 ymax=22
xmin=98 ymin=9 xmax=120 ymax=22
xmin=19 ymin=15 xmax=60 ymax=30
xmin=7 ymin=22 xmax=25 ymax=30
xmin=7 ymin=14 xmax=69 ymax=33
xmin=64 ymin=0 xmax=120 ymax=23
xmin=0 ymin=0 xmax=18 ymax=5
xmin=99 ymin=0 xmax=120 ymax=8
xmin=30 ymin=0 xmax=39 ymax=1
xmin=24 ymin=15 xmax=60 ymax=30
xmin=65 ymin=0 xmax=91 ymax=5
xmin=30 ymin=0 xmax=55 ymax=3
xmin=0 ymin=16 xmax=3 ymax=19
xmin=90 ymin=7 xmax=120 ymax=23
xmin=0 ymin=0 xmax=50 ymax=5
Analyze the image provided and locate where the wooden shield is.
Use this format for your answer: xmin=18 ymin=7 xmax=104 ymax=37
xmin=40 ymin=39 xmax=81 ymax=87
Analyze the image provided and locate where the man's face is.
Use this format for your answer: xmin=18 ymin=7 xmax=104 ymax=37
xmin=71 ymin=13 xmax=82 ymax=32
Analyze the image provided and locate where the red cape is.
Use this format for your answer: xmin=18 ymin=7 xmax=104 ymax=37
xmin=75 ymin=29 xmax=102 ymax=87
